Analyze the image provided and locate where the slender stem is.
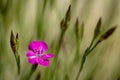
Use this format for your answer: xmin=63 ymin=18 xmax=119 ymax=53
xmin=87 ymin=41 xmax=100 ymax=55
xmin=76 ymin=38 xmax=80 ymax=57
xmin=27 ymin=64 xmax=38 ymax=80
xmin=74 ymin=37 xmax=81 ymax=63
xmin=75 ymin=52 xmax=86 ymax=80
xmin=75 ymin=41 xmax=100 ymax=80
xmin=14 ymin=52 xmax=20 ymax=75
xmin=55 ymin=31 xmax=65 ymax=59
xmin=49 ymin=31 xmax=65 ymax=80
xmin=89 ymin=38 xmax=94 ymax=49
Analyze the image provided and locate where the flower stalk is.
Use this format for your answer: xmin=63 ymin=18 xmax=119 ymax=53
xmin=10 ymin=30 xmax=20 ymax=74
xmin=10 ymin=31 xmax=20 ymax=74
xmin=74 ymin=18 xmax=84 ymax=63
xmin=75 ymin=18 xmax=117 ymax=80
xmin=75 ymin=42 xmax=99 ymax=80
xmin=27 ymin=64 xmax=38 ymax=80
xmin=49 ymin=5 xmax=71 ymax=80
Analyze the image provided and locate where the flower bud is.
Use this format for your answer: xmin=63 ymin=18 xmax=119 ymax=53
xmin=75 ymin=18 xmax=84 ymax=39
xmin=93 ymin=18 xmax=102 ymax=39
xmin=10 ymin=30 xmax=19 ymax=54
xmin=10 ymin=30 xmax=16 ymax=53
xmin=98 ymin=26 xmax=117 ymax=42
xmin=60 ymin=5 xmax=71 ymax=31
xmin=65 ymin=5 xmax=71 ymax=24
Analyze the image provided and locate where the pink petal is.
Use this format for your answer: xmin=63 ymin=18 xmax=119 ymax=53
xmin=28 ymin=58 xmax=37 ymax=65
xmin=37 ymin=59 xmax=50 ymax=66
xmin=28 ymin=41 xmax=48 ymax=52
xmin=36 ymin=41 xmax=48 ymax=52
xmin=42 ymin=53 xmax=54 ymax=59
xmin=26 ymin=50 xmax=35 ymax=57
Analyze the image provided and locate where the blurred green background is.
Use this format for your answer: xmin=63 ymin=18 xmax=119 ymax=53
xmin=0 ymin=0 xmax=120 ymax=80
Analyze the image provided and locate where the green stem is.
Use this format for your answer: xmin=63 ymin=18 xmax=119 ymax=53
xmin=76 ymin=38 xmax=80 ymax=55
xmin=14 ymin=52 xmax=20 ymax=75
xmin=27 ymin=64 xmax=38 ymax=80
xmin=89 ymin=38 xmax=94 ymax=49
xmin=49 ymin=31 xmax=65 ymax=80
xmin=75 ymin=41 xmax=100 ymax=80
xmin=86 ymin=41 xmax=100 ymax=56
xmin=55 ymin=31 xmax=65 ymax=61
xmin=74 ymin=37 xmax=81 ymax=63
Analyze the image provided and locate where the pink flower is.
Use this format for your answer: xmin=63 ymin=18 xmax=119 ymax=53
xmin=26 ymin=41 xmax=54 ymax=66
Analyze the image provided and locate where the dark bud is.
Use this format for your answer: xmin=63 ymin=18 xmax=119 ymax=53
xmin=10 ymin=30 xmax=16 ymax=53
xmin=60 ymin=4 xmax=71 ymax=31
xmin=10 ymin=30 xmax=19 ymax=54
xmin=65 ymin=5 xmax=71 ymax=23
xmin=99 ymin=26 xmax=117 ymax=42
xmin=75 ymin=18 xmax=84 ymax=39
xmin=93 ymin=18 xmax=102 ymax=39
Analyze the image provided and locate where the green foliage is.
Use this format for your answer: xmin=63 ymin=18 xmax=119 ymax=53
xmin=0 ymin=0 xmax=119 ymax=80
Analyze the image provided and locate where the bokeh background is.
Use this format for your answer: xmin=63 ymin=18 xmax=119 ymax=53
xmin=0 ymin=0 xmax=120 ymax=80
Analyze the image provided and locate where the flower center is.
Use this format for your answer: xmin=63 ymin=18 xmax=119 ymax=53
xmin=35 ymin=47 xmax=44 ymax=58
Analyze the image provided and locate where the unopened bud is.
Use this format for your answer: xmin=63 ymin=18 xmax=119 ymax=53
xmin=93 ymin=18 xmax=102 ymax=39
xmin=99 ymin=26 xmax=117 ymax=42
xmin=10 ymin=30 xmax=19 ymax=54
xmin=75 ymin=18 xmax=79 ymax=37
xmin=60 ymin=4 xmax=71 ymax=32
xmin=75 ymin=18 xmax=84 ymax=39
xmin=10 ymin=30 xmax=16 ymax=53
xmin=65 ymin=5 xmax=71 ymax=23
